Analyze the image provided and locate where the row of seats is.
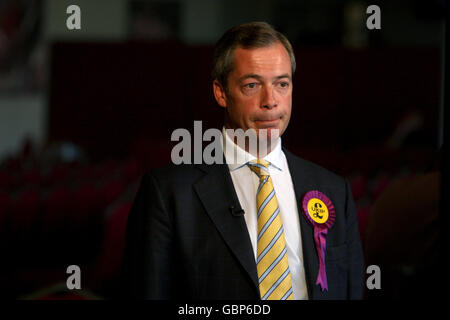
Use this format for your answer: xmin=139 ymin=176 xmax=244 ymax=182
xmin=0 ymin=159 xmax=140 ymax=192
xmin=0 ymin=140 xmax=436 ymax=298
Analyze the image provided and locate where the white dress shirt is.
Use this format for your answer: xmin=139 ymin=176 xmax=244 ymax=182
xmin=221 ymin=127 xmax=309 ymax=300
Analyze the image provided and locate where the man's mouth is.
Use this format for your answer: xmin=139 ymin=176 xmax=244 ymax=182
xmin=254 ymin=117 xmax=281 ymax=126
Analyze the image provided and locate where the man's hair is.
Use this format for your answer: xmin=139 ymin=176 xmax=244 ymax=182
xmin=212 ymin=21 xmax=296 ymax=90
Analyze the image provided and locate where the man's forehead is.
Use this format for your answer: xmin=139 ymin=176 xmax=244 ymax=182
xmin=233 ymin=44 xmax=291 ymax=69
xmin=231 ymin=44 xmax=292 ymax=79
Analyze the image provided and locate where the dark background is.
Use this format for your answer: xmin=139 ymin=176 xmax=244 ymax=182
xmin=0 ymin=0 xmax=444 ymax=299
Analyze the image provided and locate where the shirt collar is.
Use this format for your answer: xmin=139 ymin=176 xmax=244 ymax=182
xmin=222 ymin=127 xmax=284 ymax=172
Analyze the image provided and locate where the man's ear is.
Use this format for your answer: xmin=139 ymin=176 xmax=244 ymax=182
xmin=213 ymin=80 xmax=227 ymax=108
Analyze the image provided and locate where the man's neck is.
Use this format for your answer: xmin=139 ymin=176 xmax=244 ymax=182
xmin=223 ymin=125 xmax=280 ymax=158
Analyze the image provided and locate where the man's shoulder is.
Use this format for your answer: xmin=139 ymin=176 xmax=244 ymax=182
xmin=140 ymin=160 xmax=228 ymax=189
xmin=142 ymin=162 xmax=204 ymax=183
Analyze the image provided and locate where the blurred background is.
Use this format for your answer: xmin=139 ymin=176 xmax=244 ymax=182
xmin=0 ymin=0 xmax=444 ymax=299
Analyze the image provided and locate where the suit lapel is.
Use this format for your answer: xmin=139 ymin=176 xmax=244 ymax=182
xmin=284 ymin=149 xmax=319 ymax=299
xmin=193 ymin=162 xmax=259 ymax=291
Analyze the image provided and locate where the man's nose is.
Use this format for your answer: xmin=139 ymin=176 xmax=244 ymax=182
xmin=261 ymin=86 xmax=277 ymax=109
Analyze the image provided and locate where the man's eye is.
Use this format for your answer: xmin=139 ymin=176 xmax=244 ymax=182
xmin=278 ymin=82 xmax=289 ymax=88
xmin=245 ymin=83 xmax=258 ymax=89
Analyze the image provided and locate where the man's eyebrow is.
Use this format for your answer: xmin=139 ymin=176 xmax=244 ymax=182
xmin=238 ymin=74 xmax=263 ymax=82
xmin=274 ymin=74 xmax=291 ymax=81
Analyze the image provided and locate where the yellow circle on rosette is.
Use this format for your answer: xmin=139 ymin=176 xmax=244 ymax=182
xmin=307 ymin=198 xmax=329 ymax=224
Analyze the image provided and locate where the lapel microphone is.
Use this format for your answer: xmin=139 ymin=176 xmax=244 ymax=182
xmin=229 ymin=205 xmax=245 ymax=217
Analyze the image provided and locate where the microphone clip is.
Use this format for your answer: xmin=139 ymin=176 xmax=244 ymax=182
xmin=229 ymin=205 xmax=245 ymax=217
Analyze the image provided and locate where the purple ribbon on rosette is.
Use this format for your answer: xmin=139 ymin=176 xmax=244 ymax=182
xmin=302 ymin=190 xmax=336 ymax=292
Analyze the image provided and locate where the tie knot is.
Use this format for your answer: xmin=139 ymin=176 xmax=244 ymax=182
xmin=247 ymin=159 xmax=270 ymax=177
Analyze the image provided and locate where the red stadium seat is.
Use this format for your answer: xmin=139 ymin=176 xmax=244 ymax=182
xmin=45 ymin=164 xmax=71 ymax=186
xmin=77 ymin=165 xmax=96 ymax=182
xmin=90 ymin=201 xmax=132 ymax=290
xmin=350 ymin=174 xmax=368 ymax=203
xmin=371 ymin=173 xmax=393 ymax=201
xmin=71 ymin=183 xmax=99 ymax=225
xmin=122 ymin=157 xmax=140 ymax=184
xmin=21 ymin=168 xmax=41 ymax=187
xmin=95 ymin=161 xmax=120 ymax=180
xmin=98 ymin=180 xmax=126 ymax=208
xmin=3 ymin=156 xmax=22 ymax=174
xmin=10 ymin=189 xmax=41 ymax=233
xmin=42 ymin=186 xmax=73 ymax=231
xmin=0 ymin=171 xmax=15 ymax=191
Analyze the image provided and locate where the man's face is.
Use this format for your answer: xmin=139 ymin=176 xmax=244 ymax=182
xmin=213 ymin=42 xmax=293 ymax=141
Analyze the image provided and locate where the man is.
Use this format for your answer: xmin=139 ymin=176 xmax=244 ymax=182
xmin=120 ymin=22 xmax=364 ymax=300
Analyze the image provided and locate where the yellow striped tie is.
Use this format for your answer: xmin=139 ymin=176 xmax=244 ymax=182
xmin=248 ymin=159 xmax=293 ymax=300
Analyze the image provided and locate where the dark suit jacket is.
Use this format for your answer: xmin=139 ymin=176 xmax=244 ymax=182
xmin=120 ymin=149 xmax=364 ymax=299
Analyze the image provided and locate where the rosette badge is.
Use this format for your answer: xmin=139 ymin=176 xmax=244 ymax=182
xmin=302 ymin=190 xmax=336 ymax=292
